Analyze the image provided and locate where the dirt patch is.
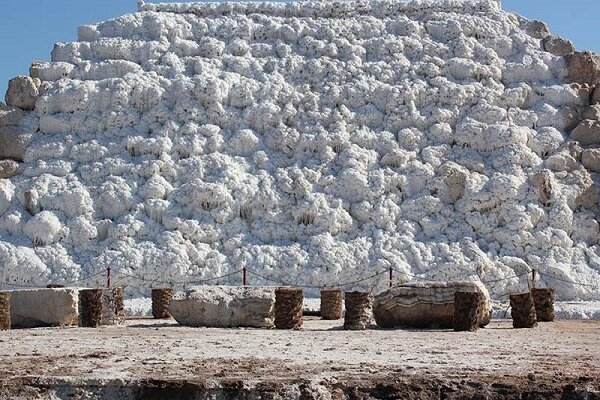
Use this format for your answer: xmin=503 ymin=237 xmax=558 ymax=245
xmin=0 ymin=319 xmax=598 ymax=399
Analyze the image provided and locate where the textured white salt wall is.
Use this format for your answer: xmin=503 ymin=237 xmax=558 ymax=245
xmin=1 ymin=0 xmax=600 ymax=299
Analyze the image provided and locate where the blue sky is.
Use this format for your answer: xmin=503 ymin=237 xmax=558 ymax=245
xmin=1 ymin=0 xmax=599 ymax=98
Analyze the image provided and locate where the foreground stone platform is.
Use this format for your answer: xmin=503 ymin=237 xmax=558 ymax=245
xmin=9 ymin=288 xmax=79 ymax=328
xmin=0 ymin=318 xmax=597 ymax=399
xmin=170 ymin=285 xmax=276 ymax=328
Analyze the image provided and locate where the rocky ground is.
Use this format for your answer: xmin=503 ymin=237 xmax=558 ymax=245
xmin=0 ymin=318 xmax=598 ymax=399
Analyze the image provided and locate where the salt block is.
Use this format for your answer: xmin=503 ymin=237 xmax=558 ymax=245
xmin=9 ymin=288 xmax=79 ymax=328
xmin=170 ymin=286 xmax=276 ymax=328
xmin=373 ymin=281 xmax=492 ymax=329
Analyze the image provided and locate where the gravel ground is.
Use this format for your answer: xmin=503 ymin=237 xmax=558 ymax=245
xmin=0 ymin=318 xmax=598 ymax=399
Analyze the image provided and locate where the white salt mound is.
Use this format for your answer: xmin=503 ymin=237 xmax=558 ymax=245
xmin=1 ymin=0 xmax=600 ymax=301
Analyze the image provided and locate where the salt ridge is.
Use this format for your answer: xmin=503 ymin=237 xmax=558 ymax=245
xmin=1 ymin=0 xmax=599 ymax=299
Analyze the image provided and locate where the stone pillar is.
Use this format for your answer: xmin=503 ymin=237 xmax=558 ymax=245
xmin=79 ymin=289 xmax=103 ymax=328
xmin=453 ymin=291 xmax=482 ymax=332
xmin=320 ymin=288 xmax=343 ymax=320
xmin=275 ymin=287 xmax=303 ymax=329
xmin=152 ymin=288 xmax=174 ymax=319
xmin=343 ymin=291 xmax=372 ymax=330
xmin=0 ymin=292 xmax=10 ymax=330
xmin=531 ymin=288 xmax=555 ymax=322
xmin=510 ymin=292 xmax=537 ymax=329
xmin=102 ymin=287 xmax=125 ymax=325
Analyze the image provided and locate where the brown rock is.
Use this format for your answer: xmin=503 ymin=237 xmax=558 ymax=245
xmin=543 ymin=35 xmax=575 ymax=57
xmin=571 ymin=120 xmax=600 ymax=146
xmin=4 ymin=76 xmax=39 ymax=110
xmin=0 ymin=126 xmax=33 ymax=161
xmin=582 ymin=105 xmax=600 ymax=121
xmin=582 ymin=148 xmax=600 ymax=172
xmin=561 ymin=106 xmax=580 ymax=133
xmin=593 ymin=86 xmax=600 ymax=105
xmin=524 ymin=20 xmax=550 ymax=39
xmin=531 ymin=170 xmax=553 ymax=205
xmin=565 ymin=52 xmax=600 ymax=84
xmin=0 ymin=160 xmax=20 ymax=178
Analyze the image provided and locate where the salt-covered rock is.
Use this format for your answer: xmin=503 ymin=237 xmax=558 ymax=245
xmin=582 ymin=149 xmax=600 ymax=172
xmin=0 ymin=0 xmax=598 ymax=301
xmin=0 ymin=126 xmax=33 ymax=161
xmin=373 ymin=281 xmax=492 ymax=329
xmin=9 ymin=288 xmax=79 ymax=328
xmin=0 ymin=160 xmax=19 ymax=179
xmin=170 ymin=286 xmax=276 ymax=328
xmin=571 ymin=120 xmax=600 ymax=145
xmin=4 ymin=76 xmax=39 ymax=111
xmin=23 ymin=211 xmax=62 ymax=245
xmin=0 ymin=180 xmax=15 ymax=215
xmin=582 ymin=105 xmax=600 ymax=121
xmin=592 ymin=86 xmax=600 ymax=105
xmin=0 ymin=105 xmax=24 ymax=127
xmin=543 ymin=36 xmax=575 ymax=57
xmin=531 ymin=170 xmax=553 ymax=204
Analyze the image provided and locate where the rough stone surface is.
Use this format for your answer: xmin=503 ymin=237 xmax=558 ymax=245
xmin=531 ymin=288 xmax=555 ymax=322
xmin=0 ymin=0 xmax=599 ymax=302
xmin=274 ymin=287 xmax=303 ymax=329
xmin=593 ymin=86 xmax=600 ymax=104
xmin=582 ymin=105 xmax=600 ymax=120
xmin=152 ymin=288 xmax=173 ymax=319
xmin=320 ymin=289 xmax=343 ymax=320
xmin=79 ymin=289 xmax=103 ymax=328
xmin=343 ymin=291 xmax=373 ymax=330
xmin=0 ymin=160 xmax=20 ymax=179
xmin=4 ymin=77 xmax=39 ymax=111
xmin=523 ymin=20 xmax=549 ymax=39
xmin=101 ymin=287 xmax=125 ymax=325
xmin=0 ymin=291 xmax=10 ymax=330
xmin=373 ymin=281 xmax=492 ymax=329
xmin=170 ymin=286 xmax=276 ymax=328
xmin=531 ymin=170 xmax=553 ymax=204
xmin=543 ymin=36 xmax=575 ymax=57
xmin=565 ymin=52 xmax=600 ymax=84
xmin=9 ymin=288 xmax=79 ymax=328
xmin=571 ymin=120 xmax=600 ymax=146
xmin=453 ymin=291 xmax=482 ymax=332
xmin=0 ymin=106 xmax=24 ymax=127
xmin=0 ymin=126 xmax=33 ymax=161
xmin=510 ymin=292 xmax=537 ymax=329
xmin=582 ymin=148 xmax=600 ymax=172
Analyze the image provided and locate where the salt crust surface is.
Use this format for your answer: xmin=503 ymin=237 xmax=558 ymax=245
xmin=1 ymin=0 xmax=600 ymax=299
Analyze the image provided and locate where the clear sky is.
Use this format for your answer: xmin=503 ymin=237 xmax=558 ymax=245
xmin=1 ymin=0 xmax=599 ymax=98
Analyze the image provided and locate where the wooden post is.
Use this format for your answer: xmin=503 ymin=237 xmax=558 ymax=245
xmin=107 ymin=267 xmax=112 ymax=288
xmin=389 ymin=266 xmax=393 ymax=288
xmin=531 ymin=269 xmax=536 ymax=289
xmin=243 ymin=266 xmax=247 ymax=286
